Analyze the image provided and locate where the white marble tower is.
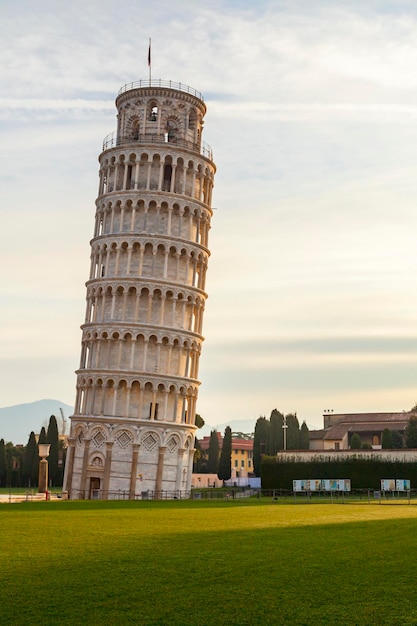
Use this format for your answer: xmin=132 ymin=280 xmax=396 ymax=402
xmin=63 ymin=79 xmax=216 ymax=499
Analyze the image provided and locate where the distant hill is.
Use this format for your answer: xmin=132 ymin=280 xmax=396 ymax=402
xmin=0 ymin=399 xmax=74 ymax=444
xmin=198 ymin=419 xmax=256 ymax=438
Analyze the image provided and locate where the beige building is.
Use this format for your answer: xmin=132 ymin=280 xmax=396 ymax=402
xmin=309 ymin=412 xmax=412 ymax=451
xmin=63 ymin=79 xmax=216 ymax=499
xmin=199 ymin=433 xmax=254 ymax=478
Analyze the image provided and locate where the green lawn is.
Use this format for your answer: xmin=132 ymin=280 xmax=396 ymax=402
xmin=1 ymin=499 xmax=417 ymax=625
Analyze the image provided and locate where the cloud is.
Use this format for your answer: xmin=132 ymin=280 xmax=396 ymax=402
xmin=0 ymin=98 xmax=113 ymax=121
xmin=209 ymin=101 xmax=417 ymax=122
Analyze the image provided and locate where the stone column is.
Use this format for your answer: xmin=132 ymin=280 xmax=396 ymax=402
xmin=186 ymin=447 xmax=195 ymax=492
xmin=63 ymin=437 xmax=76 ymax=494
xmin=102 ymin=441 xmax=114 ymax=499
xmin=176 ymin=448 xmax=185 ymax=492
xmin=155 ymin=446 xmax=166 ymax=495
xmin=79 ymin=438 xmax=91 ymax=499
xmin=119 ymin=206 xmax=125 ymax=233
xmin=129 ymin=444 xmax=140 ymax=499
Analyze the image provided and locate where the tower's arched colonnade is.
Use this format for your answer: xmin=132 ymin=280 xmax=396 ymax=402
xmin=64 ymin=80 xmax=216 ymax=499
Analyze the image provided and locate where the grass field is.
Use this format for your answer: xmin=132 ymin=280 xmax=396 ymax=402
xmin=1 ymin=499 xmax=417 ymax=625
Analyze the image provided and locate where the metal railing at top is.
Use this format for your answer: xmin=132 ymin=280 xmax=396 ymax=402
xmin=117 ymin=79 xmax=204 ymax=101
xmin=101 ymin=132 xmax=213 ymax=161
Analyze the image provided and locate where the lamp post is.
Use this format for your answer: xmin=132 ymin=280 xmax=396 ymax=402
xmin=283 ymin=416 xmax=288 ymax=451
xmin=38 ymin=443 xmax=51 ymax=494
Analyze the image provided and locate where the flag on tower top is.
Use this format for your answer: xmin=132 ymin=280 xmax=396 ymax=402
xmin=148 ymin=39 xmax=151 ymax=66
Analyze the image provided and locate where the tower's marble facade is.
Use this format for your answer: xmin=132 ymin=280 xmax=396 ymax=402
xmin=63 ymin=80 xmax=216 ymax=498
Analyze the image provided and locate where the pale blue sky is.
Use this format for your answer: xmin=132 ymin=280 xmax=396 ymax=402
xmin=2 ymin=0 xmax=417 ymax=432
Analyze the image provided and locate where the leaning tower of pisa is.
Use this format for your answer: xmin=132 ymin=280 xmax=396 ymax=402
xmin=63 ymin=79 xmax=216 ymax=499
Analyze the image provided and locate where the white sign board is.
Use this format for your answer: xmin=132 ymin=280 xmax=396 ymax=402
xmin=293 ymin=479 xmax=322 ymax=492
xmin=293 ymin=479 xmax=352 ymax=492
xmin=322 ymin=479 xmax=351 ymax=492
xmin=395 ymin=479 xmax=410 ymax=491
xmin=307 ymin=479 xmax=322 ymax=492
xmin=381 ymin=479 xmax=396 ymax=491
xmin=293 ymin=480 xmax=307 ymax=492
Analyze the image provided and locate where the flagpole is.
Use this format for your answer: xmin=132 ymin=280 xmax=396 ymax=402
xmin=148 ymin=38 xmax=151 ymax=85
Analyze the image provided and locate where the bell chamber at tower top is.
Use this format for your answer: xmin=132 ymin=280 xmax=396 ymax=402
xmin=101 ymin=80 xmax=214 ymax=161
xmin=98 ymin=80 xmax=215 ymax=203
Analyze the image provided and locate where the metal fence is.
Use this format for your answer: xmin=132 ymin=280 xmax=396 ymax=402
xmin=4 ymin=487 xmax=417 ymax=504
xmin=101 ymin=131 xmax=213 ymax=160
xmin=68 ymin=489 xmax=192 ymax=501
xmin=117 ymin=79 xmax=204 ymax=101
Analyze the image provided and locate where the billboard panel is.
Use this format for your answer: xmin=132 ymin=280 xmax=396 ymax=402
xmin=293 ymin=480 xmax=307 ymax=492
xmin=381 ymin=479 xmax=396 ymax=491
xmin=322 ymin=479 xmax=338 ymax=491
xmin=396 ymin=479 xmax=410 ymax=491
xmin=322 ymin=479 xmax=351 ymax=492
xmin=307 ymin=479 xmax=322 ymax=492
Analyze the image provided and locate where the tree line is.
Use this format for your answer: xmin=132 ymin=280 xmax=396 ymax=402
xmin=253 ymin=410 xmax=309 ymax=476
xmin=193 ymin=425 xmax=233 ymax=482
xmin=0 ymin=415 xmax=65 ymax=488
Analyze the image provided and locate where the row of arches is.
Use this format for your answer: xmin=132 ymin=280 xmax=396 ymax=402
xmin=124 ymin=111 xmax=200 ymax=147
xmin=98 ymin=152 xmax=214 ymax=205
xmin=94 ymin=198 xmax=211 ymax=245
xmin=89 ymin=239 xmax=208 ymax=289
xmin=85 ymin=285 xmax=204 ymax=329
xmin=79 ymin=332 xmax=202 ymax=380
xmin=72 ymin=423 xmax=194 ymax=451
xmin=75 ymin=377 xmax=199 ymax=424
xmin=84 ymin=285 xmax=206 ymax=332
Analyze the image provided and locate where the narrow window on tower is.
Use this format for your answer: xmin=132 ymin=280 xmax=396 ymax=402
xmin=188 ymin=110 xmax=196 ymax=130
xmin=149 ymin=104 xmax=158 ymax=121
xmin=166 ymin=120 xmax=177 ymax=142
xmin=126 ymin=164 xmax=133 ymax=190
xmin=163 ymin=164 xmax=172 ymax=191
xmin=149 ymin=402 xmax=159 ymax=420
xmin=132 ymin=121 xmax=140 ymax=140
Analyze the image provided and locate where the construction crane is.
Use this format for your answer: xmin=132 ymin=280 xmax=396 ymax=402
xmin=59 ymin=408 xmax=67 ymax=436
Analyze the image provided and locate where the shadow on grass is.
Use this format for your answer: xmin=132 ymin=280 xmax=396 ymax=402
xmin=1 ymin=502 xmax=417 ymax=625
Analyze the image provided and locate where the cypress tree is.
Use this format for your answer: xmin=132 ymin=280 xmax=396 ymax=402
xmin=350 ymin=433 xmax=362 ymax=449
xmin=218 ymin=426 xmax=232 ymax=483
xmin=38 ymin=427 xmax=47 ymax=444
xmin=382 ymin=428 xmax=393 ymax=449
xmin=31 ymin=427 xmax=47 ymax=487
xmin=22 ymin=432 xmax=37 ymax=487
xmin=300 ymin=421 xmax=309 ymax=449
xmin=405 ymin=417 xmax=417 ymax=448
xmin=268 ymin=409 xmax=284 ymax=454
xmin=253 ymin=417 xmax=270 ymax=477
xmin=392 ymin=431 xmax=404 ymax=449
xmin=0 ymin=439 xmax=7 ymax=487
xmin=207 ymin=430 xmax=219 ymax=474
xmin=193 ymin=437 xmax=207 ymax=473
xmin=46 ymin=415 xmax=59 ymax=486
xmin=5 ymin=443 xmax=23 ymax=487
xmin=286 ymin=413 xmax=300 ymax=450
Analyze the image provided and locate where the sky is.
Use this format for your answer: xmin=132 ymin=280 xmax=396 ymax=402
xmin=2 ymin=0 xmax=417 ymax=433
